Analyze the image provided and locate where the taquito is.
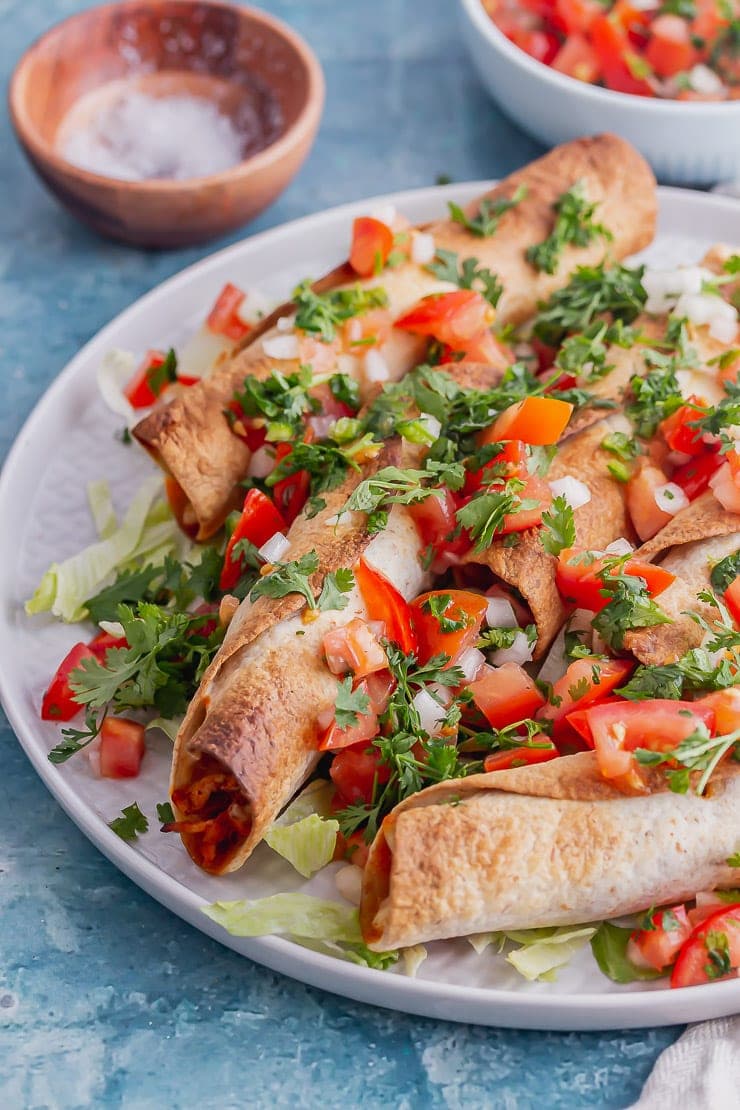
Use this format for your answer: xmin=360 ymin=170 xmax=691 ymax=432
xmin=360 ymin=753 xmax=740 ymax=950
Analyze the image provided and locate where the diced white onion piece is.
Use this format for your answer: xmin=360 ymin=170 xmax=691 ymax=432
xmin=99 ymin=620 xmax=125 ymax=639
xmin=411 ymin=232 xmax=436 ymax=265
xmin=626 ymin=937 xmax=657 ymax=972
xmin=335 ymin=865 xmax=363 ymax=906
xmin=97 ymin=348 xmax=136 ymax=419
xmin=337 ymin=353 xmax=359 ymax=376
xmin=548 ymin=475 xmax=591 ymax=510
xmin=690 ymin=64 xmax=724 ymax=96
xmin=490 ymin=630 xmax=533 ymax=667
xmin=258 ymin=532 xmax=290 ymax=563
xmin=307 ymin=414 xmax=336 ymax=439
xmin=412 ymin=688 xmax=447 ymax=735
xmin=456 ymin=647 xmax=486 ymax=683
xmin=262 ymin=334 xmax=300 ymax=360
xmin=236 ymin=287 xmax=277 ymax=326
xmin=428 ymin=682 xmax=453 ymax=706
xmin=486 ymin=596 xmax=517 ymax=628
xmin=325 ymin=509 xmax=363 ymax=528
xmin=709 ymin=308 xmax=738 ymax=345
xmin=654 ymin=482 xmax=689 ymax=516
xmin=247 ymin=445 xmax=274 ymax=479
xmin=364 ymin=348 xmax=390 ymax=383
xmin=369 ymin=203 xmax=396 ymax=226
xmin=345 ymin=317 xmax=363 ymax=343
xmin=418 ymin=413 xmax=442 ymax=440
xmin=643 ymin=266 xmax=714 ymax=316
xmin=604 ymin=537 xmax=634 ymax=556
xmin=276 ymin=315 xmax=295 ymax=333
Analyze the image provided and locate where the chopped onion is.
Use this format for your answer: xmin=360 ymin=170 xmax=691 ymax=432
xmin=369 ymin=203 xmax=396 ymax=227
xmin=689 ymin=64 xmax=724 ymax=96
xmin=99 ymin=620 xmax=125 ymax=639
xmin=428 ymin=682 xmax=453 ymax=706
xmin=247 ymin=445 xmax=275 ymax=479
xmin=417 ymin=413 xmax=442 ymax=440
xmin=486 ymin=596 xmax=517 ymax=628
xmin=709 ymin=307 xmax=738 ymax=344
xmin=276 ymin=315 xmax=295 ymax=333
xmin=345 ymin=317 xmax=363 ymax=343
xmin=604 ymin=537 xmax=634 ymax=556
xmin=548 ymin=475 xmax=591 ymax=510
xmin=335 ymin=864 xmax=363 ymax=906
xmin=97 ymin=348 xmax=136 ymax=420
xmin=258 ymin=532 xmax=290 ymax=563
xmin=262 ymin=334 xmax=300 ymax=360
xmin=412 ymin=688 xmax=447 ymax=735
xmin=236 ymin=287 xmax=277 ymax=326
xmin=325 ymin=509 xmax=363 ymax=528
xmin=307 ymin=414 xmax=336 ymax=439
xmin=490 ymin=630 xmax=533 ymax=667
xmin=364 ymin=348 xmax=390 ymax=383
xmin=456 ymin=647 xmax=486 ymax=683
xmin=654 ymin=482 xmax=689 ymax=516
xmin=411 ymin=232 xmax=436 ymax=265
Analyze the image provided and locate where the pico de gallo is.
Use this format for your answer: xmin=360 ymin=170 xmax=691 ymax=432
xmin=484 ymin=0 xmax=740 ymax=100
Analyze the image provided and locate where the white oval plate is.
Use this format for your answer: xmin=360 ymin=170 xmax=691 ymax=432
xmin=2 ymin=184 xmax=740 ymax=1031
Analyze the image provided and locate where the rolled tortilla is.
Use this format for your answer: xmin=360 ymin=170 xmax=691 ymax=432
xmin=462 ymin=414 xmax=635 ymax=658
xmin=169 ymin=441 xmax=429 ymax=873
xmin=134 ymin=134 xmax=656 ymax=539
xmin=360 ymin=752 xmax=740 ymax=950
xmin=624 ymin=493 xmax=740 ymax=665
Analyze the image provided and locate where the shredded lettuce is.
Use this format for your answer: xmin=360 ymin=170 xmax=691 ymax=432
xmin=265 ymin=781 xmax=338 ymax=878
xmin=97 ymin=349 xmax=136 ymax=420
xmin=505 ymin=926 xmax=597 ymax=982
xmin=146 ymin=717 xmax=183 ymax=743
xmin=87 ymin=480 xmax=117 ymax=540
xmin=402 ymin=944 xmax=428 ymax=977
xmin=202 ymin=893 xmax=363 ymax=942
xmin=467 ymin=933 xmax=498 ymax=955
xmin=26 ymin=476 xmax=187 ymax=623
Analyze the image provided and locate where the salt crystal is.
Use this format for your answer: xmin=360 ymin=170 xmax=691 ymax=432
xmin=59 ymin=88 xmax=245 ymax=182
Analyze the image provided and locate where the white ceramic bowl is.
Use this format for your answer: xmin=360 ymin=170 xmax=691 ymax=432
xmin=459 ymin=0 xmax=740 ymax=185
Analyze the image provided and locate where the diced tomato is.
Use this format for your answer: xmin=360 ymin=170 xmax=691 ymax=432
xmin=88 ymin=630 xmax=128 ymax=658
xmin=319 ymin=691 xmax=380 ymax=752
xmin=206 ymin=282 xmax=250 ymax=341
xmin=688 ymin=891 xmax=733 ymax=928
xmin=566 ymin=695 xmax=622 ymax=746
xmin=308 ymin=381 xmax=355 ymax=420
xmin=646 ymin=14 xmax=696 ymax=78
xmin=697 ymin=687 xmax=740 ymax=734
xmin=724 ymin=576 xmax=740 ymax=628
xmin=99 ymin=717 xmax=146 ymax=779
xmin=551 ymin=32 xmax=601 ymax=81
xmin=342 ymin=307 xmax=394 ymax=351
xmin=356 ymin=557 xmax=417 ymax=655
xmin=555 ymin=548 xmax=676 ymax=611
xmin=41 ymin=642 xmax=96 ymax=722
xmin=536 ymin=657 xmax=634 ymax=742
xmin=407 ymin=487 xmax=471 ymax=571
xmin=672 ymin=449 xmax=723 ymax=501
xmin=465 ymin=440 xmax=529 ymax=493
xmin=219 ymin=489 xmax=287 ymax=591
xmin=349 ymin=217 xmax=394 ymax=277
xmin=364 ymin=669 xmax=397 ymax=715
xmin=670 ymin=905 xmax=740 ymax=988
xmin=329 ymin=746 xmax=390 ymax=804
xmin=710 ymin=461 xmax=740 ymax=514
xmin=470 ymin=662 xmax=546 ymax=729
xmin=612 ymin=0 xmax=652 ymax=35
xmin=626 ymin=464 xmax=675 ymax=541
xmin=337 ymin=829 xmax=370 ymax=868
xmin=591 ymin=14 xmax=655 ymax=96
xmin=484 ymin=739 xmax=558 ymax=772
xmin=628 ymin=905 xmax=693 ymax=972
xmin=323 ymin=618 xmax=388 ymax=678
xmin=509 ymin=27 xmax=560 ymax=63
xmin=659 ymin=396 xmax=707 ymax=456
xmin=555 ymin=0 xmax=602 ymax=34
xmin=409 ymin=590 xmax=488 ymax=666
xmin=485 ymin=396 xmax=573 ymax=446
xmin=395 ymin=290 xmax=494 ymax=351
xmin=124 ymin=350 xmax=173 ymax=409
xmin=586 ymin=699 xmax=715 ymax=789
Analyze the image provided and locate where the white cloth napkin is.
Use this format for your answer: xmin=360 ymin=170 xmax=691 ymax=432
xmin=631 ymin=1017 xmax=740 ymax=1109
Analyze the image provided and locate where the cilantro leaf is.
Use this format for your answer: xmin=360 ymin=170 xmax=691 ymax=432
xmin=422 ymin=594 xmax=467 ymax=633
xmin=249 ymin=552 xmax=320 ymax=609
xmin=48 ymin=712 xmax=103 ymax=764
xmin=293 ymin=281 xmax=388 ymax=343
xmin=426 ymin=249 xmax=503 ymax=307
xmin=539 ymin=495 xmax=576 ymax=556
xmin=526 ymin=182 xmax=613 ymax=275
xmin=334 ymin=677 xmax=371 ymax=729
xmin=592 ymin=571 xmax=671 ymax=650
xmin=711 ymin=553 xmax=740 ymax=595
xmin=317 ymin=568 xmax=355 ymax=613
xmin=456 ymin=480 xmax=537 ymax=553
xmin=232 ymin=366 xmax=317 ymax=442
xmin=533 ymin=263 xmax=647 ymax=347
xmin=109 ymin=802 xmax=149 ymax=841
xmin=156 ymin=801 xmax=175 ymax=826
xmin=448 ymin=185 xmax=527 ymax=238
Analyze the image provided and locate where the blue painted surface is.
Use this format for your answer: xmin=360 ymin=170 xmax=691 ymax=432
xmin=0 ymin=1 xmax=680 ymax=1105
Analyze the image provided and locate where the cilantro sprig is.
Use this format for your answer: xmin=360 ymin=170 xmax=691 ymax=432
xmin=292 ymin=281 xmax=388 ymax=343
xmin=249 ymin=552 xmax=354 ymax=612
xmin=448 ymin=185 xmax=527 ymax=238
xmin=533 ymin=262 xmax=647 ymax=347
xmin=109 ymin=802 xmax=149 ymax=841
xmin=526 ymin=182 xmax=613 ymax=275
xmin=426 ymin=249 xmax=503 ymax=307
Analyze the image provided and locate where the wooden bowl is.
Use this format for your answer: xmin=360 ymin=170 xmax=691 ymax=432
xmin=8 ymin=0 xmax=324 ymax=247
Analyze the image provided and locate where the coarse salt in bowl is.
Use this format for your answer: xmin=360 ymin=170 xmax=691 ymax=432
xmin=458 ymin=0 xmax=740 ymax=185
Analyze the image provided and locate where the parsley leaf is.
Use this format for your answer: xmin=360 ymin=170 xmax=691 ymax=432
xmin=539 ymin=495 xmax=576 ymax=556
xmin=448 ymin=185 xmax=527 ymax=238
xmin=526 ymin=181 xmax=613 ymax=275
xmin=109 ymin=802 xmax=149 ymax=841
xmin=334 ymin=676 xmax=371 ymax=729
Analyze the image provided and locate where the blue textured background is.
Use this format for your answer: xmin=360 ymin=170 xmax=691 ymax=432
xmin=0 ymin=1 xmax=681 ymax=1105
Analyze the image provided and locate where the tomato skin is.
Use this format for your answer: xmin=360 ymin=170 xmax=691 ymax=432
xmin=724 ymin=576 xmax=740 ymax=628
xmin=591 ymin=14 xmax=655 ymax=96
xmin=349 ymin=217 xmax=394 ymax=277
xmin=536 ymin=657 xmax=634 ymax=742
xmin=626 ymin=464 xmax=674 ymax=542
xmin=672 ymin=449 xmax=722 ymax=501
xmin=487 ymin=396 xmax=573 ymax=446
xmin=484 ymin=740 xmax=558 ymax=772
xmin=99 ymin=717 xmax=146 ymax=779
xmin=406 ymin=488 xmax=471 ymax=571
xmin=329 ymin=747 xmax=390 ymax=804
xmin=586 ymin=699 xmax=715 ymax=785
xmin=124 ymin=350 xmax=169 ymax=409
xmin=206 ymin=282 xmax=250 ymax=341
xmin=659 ymin=396 xmax=707 ymax=457
xmin=356 ymin=558 xmax=417 ymax=655
xmin=646 ymin=14 xmax=696 ymax=79
xmin=41 ymin=642 xmax=96 ymax=721
xmin=470 ymin=662 xmax=546 ymax=729
xmin=670 ymin=905 xmax=740 ymax=988
xmin=629 ymin=905 xmax=693 ymax=972
xmin=551 ymin=32 xmax=601 ymax=81
xmin=697 ymin=687 xmax=740 ymax=734
xmin=319 ymin=697 xmax=380 ymax=752
xmin=465 ymin=440 xmax=528 ymax=493
xmin=219 ymin=489 xmax=287 ymax=591
xmin=409 ymin=590 xmax=488 ymax=666
xmin=323 ymin=619 xmax=388 ymax=679
xmin=555 ymin=548 xmax=675 ymax=611
xmin=555 ymin=0 xmax=602 ymax=34
xmin=395 ymin=290 xmax=494 ymax=354
xmin=88 ymin=629 xmax=128 ymax=658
